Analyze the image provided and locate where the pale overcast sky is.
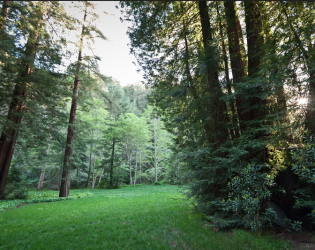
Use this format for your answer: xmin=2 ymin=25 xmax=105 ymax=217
xmin=62 ymin=1 xmax=143 ymax=86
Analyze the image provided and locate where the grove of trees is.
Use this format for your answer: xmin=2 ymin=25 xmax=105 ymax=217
xmin=1 ymin=0 xmax=315 ymax=233
xmin=0 ymin=1 xmax=175 ymax=201
xmin=120 ymin=1 xmax=315 ymax=231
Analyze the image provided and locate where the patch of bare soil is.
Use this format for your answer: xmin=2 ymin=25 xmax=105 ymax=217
xmin=272 ymin=226 xmax=315 ymax=250
xmin=16 ymin=203 xmax=26 ymax=208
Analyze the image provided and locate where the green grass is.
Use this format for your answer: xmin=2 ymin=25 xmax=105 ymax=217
xmin=0 ymin=185 xmax=291 ymax=250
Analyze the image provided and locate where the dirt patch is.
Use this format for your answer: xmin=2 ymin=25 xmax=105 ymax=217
xmin=16 ymin=203 xmax=26 ymax=208
xmin=272 ymin=227 xmax=315 ymax=250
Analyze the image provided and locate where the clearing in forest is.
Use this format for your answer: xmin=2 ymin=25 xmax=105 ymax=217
xmin=0 ymin=185 xmax=290 ymax=249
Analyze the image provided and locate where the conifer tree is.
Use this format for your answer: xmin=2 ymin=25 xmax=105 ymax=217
xmin=0 ymin=2 xmax=44 ymax=194
xmin=59 ymin=1 xmax=107 ymax=197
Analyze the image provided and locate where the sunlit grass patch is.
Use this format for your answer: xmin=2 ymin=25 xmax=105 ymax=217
xmin=0 ymin=185 xmax=291 ymax=249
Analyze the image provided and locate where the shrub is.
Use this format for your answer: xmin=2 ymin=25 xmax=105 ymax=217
xmin=210 ymin=164 xmax=277 ymax=232
xmin=290 ymin=133 xmax=315 ymax=225
xmin=1 ymin=166 xmax=28 ymax=200
xmin=153 ymin=181 xmax=161 ymax=185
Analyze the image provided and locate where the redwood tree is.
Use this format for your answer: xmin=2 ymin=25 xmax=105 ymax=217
xmin=59 ymin=3 xmax=87 ymax=197
xmin=0 ymin=2 xmax=43 ymax=195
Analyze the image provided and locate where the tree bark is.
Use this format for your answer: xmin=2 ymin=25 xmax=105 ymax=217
xmin=134 ymin=151 xmax=137 ymax=185
xmin=97 ymin=147 xmax=105 ymax=186
xmin=139 ymin=149 xmax=141 ymax=184
xmin=224 ymin=1 xmax=246 ymax=133
xmin=242 ymin=1 xmax=265 ymax=131
xmin=37 ymin=136 xmax=51 ymax=190
xmin=91 ymin=147 xmax=97 ymax=188
xmin=245 ymin=2 xmax=263 ymax=77
xmin=59 ymin=3 xmax=87 ymax=197
xmin=109 ymin=137 xmax=115 ymax=186
xmin=154 ymin=118 xmax=158 ymax=182
xmin=0 ymin=4 xmax=42 ymax=195
xmin=87 ymin=130 xmax=94 ymax=187
xmin=198 ymin=1 xmax=228 ymax=147
xmin=217 ymin=2 xmax=239 ymax=138
xmin=129 ymin=154 xmax=133 ymax=185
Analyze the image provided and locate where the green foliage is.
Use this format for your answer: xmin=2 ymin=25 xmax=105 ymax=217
xmin=284 ymin=218 xmax=303 ymax=232
xmin=153 ymin=181 xmax=161 ymax=185
xmin=0 ymin=191 xmax=92 ymax=212
xmin=290 ymin=133 xmax=315 ymax=225
xmin=209 ymin=164 xmax=277 ymax=231
xmin=1 ymin=166 xmax=28 ymax=200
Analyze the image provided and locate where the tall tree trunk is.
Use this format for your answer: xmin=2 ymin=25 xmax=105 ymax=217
xmin=59 ymin=3 xmax=87 ymax=197
xmin=245 ymin=2 xmax=263 ymax=77
xmin=183 ymin=16 xmax=221 ymax=142
xmin=198 ymin=1 xmax=228 ymax=147
xmin=109 ymin=115 xmax=116 ymax=187
xmin=87 ymin=133 xmax=93 ymax=188
xmin=0 ymin=1 xmax=10 ymax=39
xmin=154 ymin=118 xmax=158 ymax=182
xmin=134 ymin=151 xmax=137 ymax=185
xmin=87 ymin=130 xmax=96 ymax=187
xmin=0 ymin=4 xmax=42 ymax=195
xmin=91 ymin=172 xmax=95 ymax=188
xmin=91 ymin=147 xmax=97 ymax=188
xmin=224 ymin=1 xmax=248 ymax=134
xmin=37 ymin=136 xmax=51 ymax=190
xmin=217 ymin=2 xmax=239 ymax=138
xmin=139 ymin=149 xmax=141 ymax=184
xmin=243 ymin=1 xmax=265 ymax=130
xmin=129 ymin=154 xmax=133 ymax=185
xmin=109 ymin=137 xmax=115 ymax=187
xmin=97 ymin=147 xmax=105 ymax=186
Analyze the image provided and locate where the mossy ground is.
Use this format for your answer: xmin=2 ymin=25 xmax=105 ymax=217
xmin=0 ymin=185 xmax=291 ymax=249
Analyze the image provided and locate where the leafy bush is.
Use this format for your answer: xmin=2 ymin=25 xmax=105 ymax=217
xmin=0 ymin=192 xmax=92 ymax=212
xmin=1 ymin=166 xmax=28 ymax=200
xmin=153 ymin=181 xmax=161 ymax=185
xmin=210 ymin=164 xmax=277 ymax=232
xmin=290 ymin=133 xmax=315 ymax=224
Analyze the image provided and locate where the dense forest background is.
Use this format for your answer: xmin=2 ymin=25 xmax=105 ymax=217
xmin=1 ymin=1 xmax=315 ymax=232
xmin=0 ymin=1 xmax=176 ymax=197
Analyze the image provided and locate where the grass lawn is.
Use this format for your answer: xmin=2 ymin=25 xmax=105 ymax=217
xmin=0 ymin=185 xmax=291 ymax=250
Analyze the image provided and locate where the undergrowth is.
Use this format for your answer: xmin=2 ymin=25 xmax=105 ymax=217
xmin=0 ymin=192 xmax=92 ymax=212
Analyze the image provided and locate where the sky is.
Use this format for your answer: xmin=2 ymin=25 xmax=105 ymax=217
xmin=62 ymin=1 xmax=143 ymax=86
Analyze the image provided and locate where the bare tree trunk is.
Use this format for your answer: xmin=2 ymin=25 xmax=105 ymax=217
xmin=243 ymin=1 xmax=266 ymax=131
xmin=97 ymin=147 xmax=105 ymax=186
xmin=109 ymin=115 xmax=116 ymax=187
xmin=217 ymin=2 xmax=240 ymax=138
xmin=91 ymin=173 xmax=95 ymax=188
xmin=198 ymin=1 xmax=228 ymax=147
xmin=139 ymin=149 xmax=142 ymax=184
xmin=37 ymin=136 xmax=51 ymax=190
xmin=129 ymin=154 xmax=133 ymax=185
xmin=224 ymin=1 xmax=247 ymax=133
xmin=134 ymin=151 xmax=137 ymax=185
xmin=59 ymin=3 xmax=87 ymax=197
xmin=0 ymin=4 xmax=42 ymax=195
xmin=154 ymin=118 xmax=158 ymax=182
xmin=87 ymin=133 xmax=93 ymax=188
xmin=91 ymin=148 xmax=97 ymax=188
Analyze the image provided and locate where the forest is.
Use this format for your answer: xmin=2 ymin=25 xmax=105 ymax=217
xmin=1 ymin=0 xmax=315 ymax=244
